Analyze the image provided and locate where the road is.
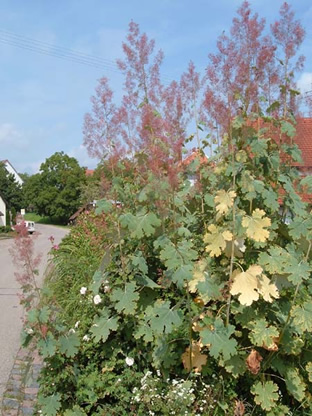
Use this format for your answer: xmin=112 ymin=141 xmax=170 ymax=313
xmin=0 ymin=224 xmax=68 ymax=399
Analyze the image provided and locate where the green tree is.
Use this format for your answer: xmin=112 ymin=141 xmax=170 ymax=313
xmin=23 ymin=173 xmax=42 ymax=212
xmin=0 ymin=163 xmax=23 ymax=211
xmin=35 ymin=152 xmax=86 ymax=223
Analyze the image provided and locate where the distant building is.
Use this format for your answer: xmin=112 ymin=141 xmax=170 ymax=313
xmin=85 ymin=169 xmax=94 ymax=177
xmin=0 ymin=193 xmax=7 ymax=226
xmin=1 ymin=160 xmax=23 ymax=186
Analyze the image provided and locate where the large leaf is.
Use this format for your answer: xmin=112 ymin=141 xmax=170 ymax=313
xmin=159 ymin=239 xmax=197 ymax=286
xmin=91 ymin=309 xmax=119 ymax=342
xmin=110 ymin=282 xmax=139 ymax=315
xmin=291 ymin=301 xmax=312 ymax=334
xmin=204 ymin=224 xmax=233 ymax=257
xmin=148 ymin=300 xmax=183 ymax=334
xmin=38 ymin=335 xmax=57 ymax=358
xmin=38 ymin=394 xmax=62 ymax=416
xmin=120 ymin=209 xmax=160 ymax=238
xmin=249 ymin=319 xmax=279 ymax=350
xmin=242 ymin=209 xmax=271 ymax=242
xmin=251 ymin=381 xmax=279 ymax=411
xmin=59 ymin=332 xmax=80 ymax=358
xmin=201 ymin=318 xmax=237 ymax=361
xmin=95 ymin=198 xmax=113 ymax=214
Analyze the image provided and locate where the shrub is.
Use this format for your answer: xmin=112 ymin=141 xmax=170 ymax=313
xmin=17 ymin=112 xmax=312 ymax=416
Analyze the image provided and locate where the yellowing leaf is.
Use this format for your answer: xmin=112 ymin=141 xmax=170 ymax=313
xmin=230 ymin=265 xmax=262 ymax=306
xmin=204 ymin=224 xmax=233 ymax=257
xmin=214 ymin=189 xmax=236 ymax=219
xmin=242 ymin=209 xmax=271 ymax=242
xmin=189 ymin=260 xmax=206 ymax=293
xmin=230 ymin=265 xmax=279 ymax=306
xmin=258 ymin=274 xmax=279 ymax=303
xmin=181 ymin=342 xmax=207 ymax=373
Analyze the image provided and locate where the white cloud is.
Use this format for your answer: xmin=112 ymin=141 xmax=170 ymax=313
xmin=0 ymin=123 xmax=27 ymax=148
xmin=297 ymin=72 xmax=312 ymax=94
xmin=68 ymin=144 xmax=98 ymax=169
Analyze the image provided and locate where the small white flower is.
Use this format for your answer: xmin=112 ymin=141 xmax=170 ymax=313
xmin=93 ymin=295 xmax=102 ymax=305
xmin=80 ymin=287 xmax=87 ymax=295
xmin=125 ymin=357 xmax=134 ymax=366
xmin=25 ymin=328 xmax=34 ymax=335
xmin=83 ymin=335 xmax=90 ymax=341
xmin=74 ymin=321 xmax=80 ymax=328
xmin=69 ymin=328 xmax=76 ymax=334
xmin=104 ymin=285 xmax=110 ymax=293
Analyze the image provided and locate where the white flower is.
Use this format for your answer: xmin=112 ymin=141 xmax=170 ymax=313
xmin=69 ymin=328 xmax=76 ymax=334
xmin=80 ymin=287 xmax=87 ymax=295
xmin=83 ymin=335 xmax=90 ymax=341
xmin=25 ymin=328 xmax=34 ymax=335
xmin=125 ymin=357 xmax=134 ymax=366
xmin=93 ymin=295 xmax=102 ymax=305
xmin=104 ymin=285 xmax=110 ymax=293
xmin=74 ymin=321 xmax=80 ymax=328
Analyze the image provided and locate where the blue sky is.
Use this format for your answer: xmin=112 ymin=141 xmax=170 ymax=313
xmin=1 ymin=0 xmax=312 ymax=174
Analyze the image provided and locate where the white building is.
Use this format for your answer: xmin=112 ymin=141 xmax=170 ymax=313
xmin=0 ymin=194 xmax=6 ymax=226
xmin=1 ymin=160 xmax=23 ymax=186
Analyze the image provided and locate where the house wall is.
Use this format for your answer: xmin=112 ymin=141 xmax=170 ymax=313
xmin=0 ymin=196 xmax=6 ymax=226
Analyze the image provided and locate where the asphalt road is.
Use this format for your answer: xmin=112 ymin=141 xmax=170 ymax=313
xmin=0 ymin=224 xmax=68 ymax=400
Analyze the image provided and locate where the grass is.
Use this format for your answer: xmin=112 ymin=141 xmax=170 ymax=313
xmin=24 ymin=213 xmax=70 ymax=229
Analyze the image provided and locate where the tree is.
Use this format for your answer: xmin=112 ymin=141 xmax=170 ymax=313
xmin=34 ymin=152 xmax=86 ymax=223
xmin=0 ymin=163 xmax=23 ymax=211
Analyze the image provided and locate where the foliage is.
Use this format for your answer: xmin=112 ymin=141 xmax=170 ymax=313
xmin=23 ymin=152 xmax=86 ymax=224
xmin=11 ymin=4 xmax=312 ymax=416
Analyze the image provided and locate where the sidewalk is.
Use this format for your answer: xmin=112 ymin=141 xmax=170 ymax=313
xmin=1 ymin=347 xmax=42 ymax=416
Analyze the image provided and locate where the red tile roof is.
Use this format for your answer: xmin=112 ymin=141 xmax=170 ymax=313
xmin=292 ymin=118 xmax=312 ymax=170
xmin=85 ymin=169 xmax=94 ymax=176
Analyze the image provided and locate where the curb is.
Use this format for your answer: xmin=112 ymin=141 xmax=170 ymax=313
xmin=1 ymin=347 xmax=43 ymax=416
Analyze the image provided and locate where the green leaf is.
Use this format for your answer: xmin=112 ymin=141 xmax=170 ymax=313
xmin=148 ymin=300 xmax=182 ymax=334
xmin=281 ymin=120 xmax=296 ymax=138
xmin=38 ymin=335 xmax=57 ymax=358
xmin=90 ymin=270 xmax=104 ymax=294
xmin=288 ymin=216 xmax=312 ymax=240
xmin=249 ymin=319 xmax=279 ymax=348
xmin=27 ymin=309 xmax=39 ymax=324
xmin=306 ymin=362 xmax=312 ymax=383
xmin=120 ymin=209 xmax=161 ymax=238
xmin=291 ymin=301 xmax=312 ymax=333
xmin=160 ymin=239 xmax=197 ymax=270
xmin=285 ymin=368 xmax=306 ymax=402
xmin=134 ymin=320 xmax=154 ymax=343
xmin=258 ymin=247 xmax=289 ymax=274
xmin=59 ymin=332 xmax=80 ymax=358
xmin=201 ymin=318 xmax=237 ymax=361
xmin=286 ymin=261 xmax=311 ymax=285
xmin=91 ymin=310 xmax=119 ymax=342
xmin=251 ymin=381 xmax=279 ymax=411
xmin=300 ymin=175 xmax=312 ymax=192
xmin=262 ymin=189 xmax=279 ymax=211
xmin=110 ymin=282 xmax=139 ymax=315
xmin=38 ymin=393 xmax=61 ymax=416
xmin=131 ymin=252 xmax=148 ymax=275
xmin=39 ymin=306 xmax=50 ymax=323
xmin=64 ymin=406 xmax=87 ymax=416
xmin=196 ymin=272 xmax=222 ymax=303
xmin=95 ymin=198 xmax=113 ymax=214
xmin=267 ymin=405 xmax=290 ymax=416
xmin=159 ymin=239 xmax=197 ymax=286
xmin=223 ymin=354 xmax=246 ymax=378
